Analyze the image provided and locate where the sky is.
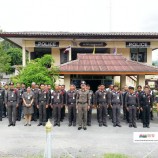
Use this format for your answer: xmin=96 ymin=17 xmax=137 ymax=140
xmin=0 ymin=0 xmax=158 ymax=60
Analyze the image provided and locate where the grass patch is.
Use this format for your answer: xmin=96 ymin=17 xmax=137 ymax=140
xmin=104 ymin=153 xmax=130 ymax=158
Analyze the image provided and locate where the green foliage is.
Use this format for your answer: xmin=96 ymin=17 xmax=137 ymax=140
xmin=11 ymin=55 xmax=59 ymax=87
xmin=0 ymin=43 xmax=11 ymax=73
xmin=104 ymin=153 xmax=130 ymax=158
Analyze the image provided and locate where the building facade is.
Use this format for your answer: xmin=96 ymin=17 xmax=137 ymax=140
xmin=1 ymin=32 xmax=158 ymax=90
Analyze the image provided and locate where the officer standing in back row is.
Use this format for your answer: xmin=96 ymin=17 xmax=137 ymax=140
xmin=76 ymin=81 xmax=90 ymax=130
xmin=5 ymin=82 xmax=19 ymax=126
xmin=86 ymin=84 xmax=94 ymax=126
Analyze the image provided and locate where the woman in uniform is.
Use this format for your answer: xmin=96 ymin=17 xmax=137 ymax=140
xmin=22 ymin=87 xmax=34 ymax=126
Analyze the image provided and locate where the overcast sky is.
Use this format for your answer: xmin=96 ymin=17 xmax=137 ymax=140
xmin=0 ymin=0 xmax=158 ymax=60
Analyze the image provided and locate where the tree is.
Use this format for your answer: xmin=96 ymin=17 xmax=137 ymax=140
xmin=11 ymin=55 xmax=59 ymax=87
xmin=0 ymin=43 xmax=11 ymax=73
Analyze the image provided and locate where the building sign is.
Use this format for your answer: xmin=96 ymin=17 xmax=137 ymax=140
xmin=35 ymin=41 xmax=59 ymax=47
xmin=126 ymin=42 xmax=150 ymax=48
xmin=79 ymin=42 xmax=107 ymax=47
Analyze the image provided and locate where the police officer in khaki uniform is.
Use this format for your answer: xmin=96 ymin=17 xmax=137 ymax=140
xmin=125 ymin=86 xmax=139 ymax=128
xmin=0 ymin=82 xmax=5 ymax=121
xmin=37 ymin=84 xmax=49 ymax=126
xmin=66 ymin=84 xmax=77 ymax=126
xmin=76 ymin=81 xmax=90 ymax=130
xmin=6 ymin=82 xmax=19 ymax=126
xmin=51 ymin=85 xmax=63 ymax=126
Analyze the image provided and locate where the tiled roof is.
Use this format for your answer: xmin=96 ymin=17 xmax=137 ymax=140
xmin=1 ymin=32 xmax=158 ymax=39
xmin=59 ymin=54 xmax=158 ymax=75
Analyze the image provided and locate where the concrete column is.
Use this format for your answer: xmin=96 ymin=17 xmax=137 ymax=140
xmin=137 ymin=75 xmax=145 ymax=87
xmin=22 ymin=45 xmax=26 ymax=67
xmin=120 ymin=75 xmax=126 ymax=90
xmin=28 ymin=51 xmax=31 ymax=62
xmin=64 ymin=75 xmax=70 ymax=91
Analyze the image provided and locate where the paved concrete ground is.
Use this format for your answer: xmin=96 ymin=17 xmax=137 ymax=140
xmin=0 ymin=110 xmax=158 ymax=158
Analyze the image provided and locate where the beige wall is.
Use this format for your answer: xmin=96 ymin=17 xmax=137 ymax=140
xmin=51 ymin=48 xmax=60 ymax=66
xmin=147 ymin=48 xmax=152 ymax=65
xmin=64 ymin=75 xmax=70 ymax=90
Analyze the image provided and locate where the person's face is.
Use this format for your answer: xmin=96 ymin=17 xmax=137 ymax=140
xmin=35 ymin=85 xmax=39 ymax=89
xmin=55 ymin=86 xmax=59 ymax=91
xmin=40 ymin=85 xmax=45 ymax=90
xmin=44 ymin=85 xmax=48 ymax=90
xmin=110 ymin=85 xmax=114 ymax=90
xmin=48 ymin=85 xmax=51 ymax=90
xmin=100 ymin=85 xmax=105 ymax=90
xmin=5 ymin=85 xmax=8 ymax=89
xmin=129 ymin=89 xmax=134 ymax=93
xmin=114 ymin=86 xmax=118 ymax=91
xmin=31 ymin=84 xmax=36 ymax=89
xmin=81 ymin=84 xmax=86 ymax=89
xmin=144 ymin=88 xmax=149 ymax=94
xmin=10 ymin=84 xmax=14 ymax=89
xmin=70 ymin=85 xmax=74 ymax=91
xmin=124 ymin=86 xmax=128 ymax=91
xmin=58 ymin=86 xmax=61 ymax=90
xmin=137 ymin=87 xmax=142 ymax=91
xmin=27 ymin=87 xmax=31 ymax=93
xmin=86 ymin=86 xmax=90 ymax=90
xmin=61 ymin=86 xmax=65 ymax=90
xmin=22 ymin=84 xmax=25 ymax=88
xmin=16 ymin=83 xmax=21 ymax=89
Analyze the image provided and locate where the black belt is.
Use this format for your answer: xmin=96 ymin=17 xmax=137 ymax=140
xmin=78 ymin=102 xmax=87 ymax=104
xmin=54 ymin=103 xmax=60 ymax=104
xmin=8 ymin=101 xmax=16 ymax=103
xmin=129 ymin=105 xmax=136 ymax=106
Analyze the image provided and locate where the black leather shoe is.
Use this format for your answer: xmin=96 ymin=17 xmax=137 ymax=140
xmin=28 ymin=124 xmax=31 ymax=126
xmin=37 ymin=123 xmax=42 ymax=126
xmin=87 ymin=123 xmax=91 ymax=126
xmin=57 ymin=123 xmax=60 ymax=127
xmin=24 ymin=124 xmax=28 ymax=126
xmin=147 ymin=125 xmax=150 ymax=128
xmin=42 ymin=123 xmax=46 ymax=126
xmin=113 ymin=124 xmax=116 ymax=127
xmin=99 ymin=123 xmax=102 ymax=127
xmin=133 ymin=125 xmax=137 ymax=128
xmin=117 ymin=124 xmax=122 ymax=127
xmin=143 ymin=125 xmax=146 ymax=128
xmin=12 ymin=124 xmax=16 ymax=126
xmin=103 ymin=123 xmax=108 ymax=127
xmin=54 ymin=123 xmax=57 ymax=126
xmin=73 ymin=123 xmax=76 ymax=126
xmin=8 ymin=124 xmax=12 ymax=127
xmin=78 ymin=127 xmax=82 ymax=130
xmin=129 ymin=124 xmax=132 ymax=127
xmin=83 ymin=127 xmax=87 ymax=130
xmin=68 ymin=123 xmax=72 ymax=127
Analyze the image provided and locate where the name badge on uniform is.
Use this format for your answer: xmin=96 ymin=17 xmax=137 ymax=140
xmin=44 ymin=95 xmax=46 ymax=99
xmin=0 ymin=93 xmax=1 ymax=96
xmin=117 ymin=95 xmax=119 ymax=100
xmin=73 ymin=93 xmax=75 ymax=99
xmin=28 ymin=95 xmax=30 ymax=100
xmin=20 ymin=93 xmax=21 ymax=96
xmin=57 ymin=93 xmax=59 ymax=99
xmin=103 ymin=94 xmax=105 ymax=99
xmin=11 ymin=93 xmax=14 ymax=98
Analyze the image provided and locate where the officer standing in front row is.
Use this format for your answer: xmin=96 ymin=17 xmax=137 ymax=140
xmin=5 ymin=82 xmax=19 ymax=126
xmin=110 ymin=85 xmax=123 ymax=127
xmin=140 ymin=86 xmax=153 ymax=128
xmin=76 ymin=81 xmax=90 ymax=130
xmin=0 ymin=82 xmax=5 ymax=121
xmin=37 ymin=84 xmax=49 ymax=126
xmin=95 ymin=84 xmax=110 ymax=127
xmin=66 ymin=84 xmax=77 ymax=127
xmin=51 ymin=85 xmax=63 ymax=126
xmin=125 ymin=86 xmax=139 ymax=128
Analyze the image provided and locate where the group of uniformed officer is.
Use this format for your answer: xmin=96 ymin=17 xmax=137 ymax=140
xmin=0 ymin=81 xmax=156 ymax=130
